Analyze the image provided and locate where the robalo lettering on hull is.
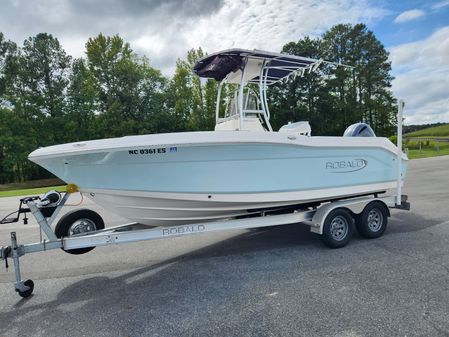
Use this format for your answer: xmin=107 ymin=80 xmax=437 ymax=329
xmin=326 ymin=159 xmax=367 ymax=173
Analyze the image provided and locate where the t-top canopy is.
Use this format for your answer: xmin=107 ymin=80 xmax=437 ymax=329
xmin=193 ymin=48 xmax=321 ymax=85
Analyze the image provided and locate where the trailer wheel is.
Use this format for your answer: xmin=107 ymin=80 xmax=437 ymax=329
xmin=320 ymin=208 xmax=354 ymax=249
xmin=55 ymin=209 xmax=105 ymax=255
xmin=356 ymin=202 xmax=388 ymax=239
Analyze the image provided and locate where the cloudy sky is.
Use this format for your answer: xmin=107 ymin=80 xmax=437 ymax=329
xmin=1 ymin=0 xmax=448 ymax=124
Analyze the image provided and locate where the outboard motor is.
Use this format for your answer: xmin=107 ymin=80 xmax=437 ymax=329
xmin=343 ymin=122 xmax=376 ymax=137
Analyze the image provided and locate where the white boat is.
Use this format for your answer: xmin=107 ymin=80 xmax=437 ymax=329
xmin=28 ymin=49 xmax=408 ymax=226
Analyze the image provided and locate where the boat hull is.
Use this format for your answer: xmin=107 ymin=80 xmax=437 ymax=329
xmin=84 ymin=182 xmax=400 ymax=225
xmin=29 ymin=131 xmax=407 ymax=226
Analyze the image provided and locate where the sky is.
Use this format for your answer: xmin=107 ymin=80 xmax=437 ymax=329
xmin=1 ymin=0 xmax=448 ymax=125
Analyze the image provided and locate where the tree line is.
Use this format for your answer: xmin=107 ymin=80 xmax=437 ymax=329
xmin=0 ymin=23 xmax=396 ymax=184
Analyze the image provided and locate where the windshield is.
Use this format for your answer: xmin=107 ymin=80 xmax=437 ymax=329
xmin=223 ymin=88 xmax=261 ymax=118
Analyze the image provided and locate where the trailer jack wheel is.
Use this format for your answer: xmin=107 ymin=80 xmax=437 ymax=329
xmin=16 ymin=279 xmax=34 ymax=298
xmin=55 ymin=209 xmax=105 ymax=255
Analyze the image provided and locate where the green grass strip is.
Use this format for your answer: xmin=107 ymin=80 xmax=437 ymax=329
xmin=407 ymin=142 xmax=449 ymax=159
xmin=0 ymin=185 xmax=66 ymax=198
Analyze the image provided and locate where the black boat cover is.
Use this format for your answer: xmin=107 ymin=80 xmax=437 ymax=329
xmin=193 ymin=54 xmax=243 ymax=81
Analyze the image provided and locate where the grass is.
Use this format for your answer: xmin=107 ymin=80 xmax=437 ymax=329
xmin=402 ymin=123 xmax=449 ymax=159
xmin=405 ymin=123 xmax=449 ymax=138
xmin=0 ymin=185 xmax=66 ymax=198
xmin=406 ymin=142 xmax=449 ymax=159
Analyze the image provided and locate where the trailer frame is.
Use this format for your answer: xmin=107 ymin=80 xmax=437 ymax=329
xmin=0 ymin=190 xmax=409 ymax=298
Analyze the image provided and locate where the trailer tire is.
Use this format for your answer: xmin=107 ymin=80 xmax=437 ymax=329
xmin=320 ymin=208 xmax=354 ymax=249
xmin=55 ymin=209 xmax=105 ymax=255
xmin=356 ymin=202 xmax=388 ymax=239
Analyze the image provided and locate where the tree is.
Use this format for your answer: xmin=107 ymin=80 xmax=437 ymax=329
xmin=322 ymin=23 xmax=396 ymax=136
xmin=271 ymin=24 xmax=396 ymax=136
xmin=136 ymin=57 xmax=173 ymax=134
xmin=85 ymin=34 xmax=169 ymax=137
xmin=0 ymin=33 xmax=71 ymax=182
xmin=86 ymin=34 xmax=136 ymax=137
xmin=0 ymin=33 xmax=19 ymax=103
xmin=66 ymin=58 xmax=97 ymax=141
xmin=269 ymin=37 xmax=333 ymax=134
xmin=8 ymin=33 xmax=72 ymax=145
xmin=0 ymin=107 xmax=38 ymax=183
xmin=168 ymin=48 xmax=217 ymax=132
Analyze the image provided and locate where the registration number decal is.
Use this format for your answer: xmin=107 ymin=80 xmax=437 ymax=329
xmin=128 ymin=147 xmax=177 ymax=155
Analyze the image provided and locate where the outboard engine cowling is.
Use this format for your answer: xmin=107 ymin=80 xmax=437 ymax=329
xmin=343 ymin=123 xmax=376 ymax=137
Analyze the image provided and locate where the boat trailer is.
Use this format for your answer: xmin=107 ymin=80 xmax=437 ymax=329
xmin=0 ymin=184 xmax=409 ymax=298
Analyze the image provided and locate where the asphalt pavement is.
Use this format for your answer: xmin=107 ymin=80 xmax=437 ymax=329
xmin=0 ymin=155 xmax=449 ymax=337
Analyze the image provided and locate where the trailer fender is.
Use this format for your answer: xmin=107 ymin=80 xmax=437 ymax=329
xmin=309 ymin=198 xmax=389 ymax=235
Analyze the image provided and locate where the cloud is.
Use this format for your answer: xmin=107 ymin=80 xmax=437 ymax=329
xmin=150 ymin=0 xmax=390 ymax=73
xmin=184 ymin=0 xmax=388 ymax=58
xmin=0 ymin=0 xmax=389 ymax=74
xmin=432 ymin=0 xmax=449 ymax=10
xmin=389 ymin=26 xmax=449 ymax=124
xmin=394 ymin=9 xmax=425 ymax=23
xmin=0 ymin=0 xmax=224 ymax=71
xmin=68 ymin=0 xmax=224 ymax=18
